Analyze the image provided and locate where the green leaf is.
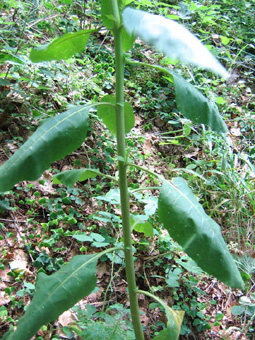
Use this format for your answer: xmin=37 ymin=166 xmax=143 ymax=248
xmin=101 ymin=0 xmax=114 ymax=29
xmin=53 ymin=168 xmax=101 ymax=187
xmin=72 ymin=234 xmax=93 ymax=242
xmin=122 ymin=26 xmax=135 ymax=52
xmin=2 ymin=255 xmax=97 ymax=340
xmin=118 ymin=0 xmax=133 ymax=7
xmin=150 ymin=294 xmax=184 ymax=340
xmin=30 ymin=30 xmax=95 ymax=62
xmin=91 ymin=232 xmax=105 ymax=242
xmin=221 ymin=36 xmax=230 ymax=45
xmin=131 ymin=216 xmax=154 ymax=237
xmin=123 ymin=7 xmax=229 ymax=78
xmin=154 ymin=308 xmax=184 ymax=340
xmin=158 ymin=178 xmax=244 ymax=289
xmin=165 ymin=268 xmax=182 ymax=288
xmin=97 ymin=95 xmax=135 ymax=135
xmin=173 ymin=74 xmax=228 ymax=132
xmin=96 ymin=188 xmax=120 ymax=204
xmin=0 ymin=78 xmax=11 ymax=86
xmin=0 ymin=52 xmax=24 ymax=64
xmin=231 ymin=305 xmax=246 ymax=316
xmin=0 ymin=106 xmax=90 ymax=192
xmin=126 ymin=61 xmax=227 ymax=133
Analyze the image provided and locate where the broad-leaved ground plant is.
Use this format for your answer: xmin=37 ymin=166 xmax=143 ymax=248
xmin=0 ymin=1 xmax=244 ymax=339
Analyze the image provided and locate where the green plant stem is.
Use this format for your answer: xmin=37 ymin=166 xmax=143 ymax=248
xmin=136 ymin=289 xmax=170 ymax=311
xmin=130 ymin=186 xmax=160 ymax=193
xmin=127 ymin=162 xmax=163 ymax=180
xmin=234 ymin=310 xmax=255 ymax=340
xmin=126 ymin=58 xmax=174 ymax=80
xmin=110 ymin=1 xmax=144 ymax=339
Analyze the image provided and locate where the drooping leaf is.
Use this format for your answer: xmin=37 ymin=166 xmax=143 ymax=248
xmin=53 ymin=168 xmax=102 ymax=187
xmin=123 ymin=7 xmax=229 ymax=78
xmin=153 ymin=307 xmax=184 ymax=340
xmin=30 ymin=30 xmax=95 ymax=62
xmin=2 ymin=255 xmax=97 ymax=340
xmin=0 ymin=52 xmax=24 ymax=64
xmin=0 ymin=106 xmax=90 ymax=192
xmin=158 ymin=178 xmax=244 ymax=289
xmin=126 ymin=61 xmax=228 ymax=132
xmin=97 ymin=95 xmax=135 ymax=135
xmin=172 ymin=72 xmax=228 ymax=132
xmin=144 ymin=293 xmax=184 ymax=340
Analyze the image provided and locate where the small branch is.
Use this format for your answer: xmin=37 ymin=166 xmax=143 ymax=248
xmin=27 ymin=15 xmax=61 ymax=29
xmin=126 ymin=162 xmax=164 ymax=180
xmin=130 ymin=186 xmax=160 ymax=193
xmin=234 ymin=311 xmax=255 ymax=340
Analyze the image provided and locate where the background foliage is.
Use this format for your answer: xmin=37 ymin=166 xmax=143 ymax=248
xmin=0 ymin=0 xmax=254 ymax=339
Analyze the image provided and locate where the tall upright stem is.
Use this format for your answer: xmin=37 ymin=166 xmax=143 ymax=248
xmin=110 ymin=1 xmax=144 ymax=339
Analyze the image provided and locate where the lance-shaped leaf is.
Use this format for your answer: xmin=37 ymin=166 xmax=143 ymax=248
xmin=123 ymin=7 xmax=229 ymax=78
xmin=158 ymin=178 xmax=244 ymax=289
xmin=30 ymin=29 xmax=95 ymax=62
xmin=0 ymin=52 xmax=24 ymax=64
xmin=2 ymin=255 xmax=97 ymax=340
xmin=171 ymin=72 xmax=228 ymax=132
xmin=53 ymin=168 xmax=105 ymax=187
xmin=126 ymin=61 xmax=228 ymax=132
xmin=97 ymin=95 xmax=135 ymax=135
xmin=0 ymin=106 xmax=90 ymax=192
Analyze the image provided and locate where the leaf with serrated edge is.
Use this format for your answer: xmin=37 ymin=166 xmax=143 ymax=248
xmin=158 ymin=178 xmax=244 ymax=289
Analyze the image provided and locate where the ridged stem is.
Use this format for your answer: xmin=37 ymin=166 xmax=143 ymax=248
xmin=110 ymin=1 xmax=144 ymax=339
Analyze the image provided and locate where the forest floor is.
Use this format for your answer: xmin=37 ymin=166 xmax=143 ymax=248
xmin=0 ymin=100 xmax=254 ymax=340
xmin=1 ymin=1 xmax=255 ymax=339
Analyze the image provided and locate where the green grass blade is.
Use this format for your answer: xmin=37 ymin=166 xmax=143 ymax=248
xmin=0 ymin=106 xmax=90 ymax=192
xmin=2 ymin=254 xmax=97 ymax=340
xmin=158 ymin=178 xmax=244 ymax=289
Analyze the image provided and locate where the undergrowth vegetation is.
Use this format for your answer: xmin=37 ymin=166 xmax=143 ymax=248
xmin=0 ymin=0 xmax=254 ymax=339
